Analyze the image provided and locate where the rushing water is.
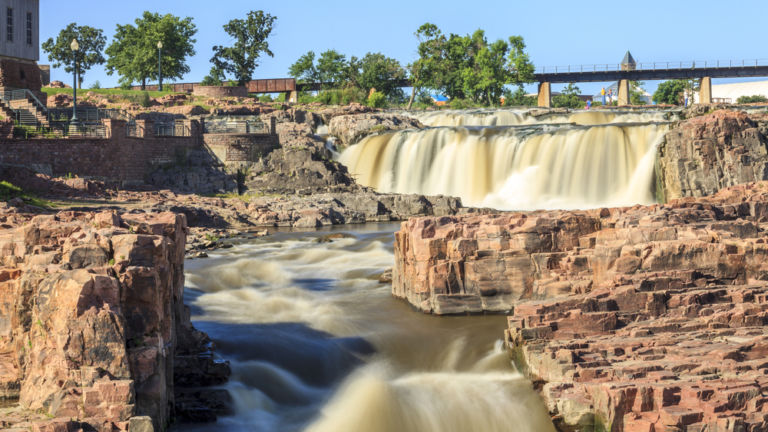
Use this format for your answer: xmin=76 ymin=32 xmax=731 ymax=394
xmin=180 ymin=225 xmax=555 ymax=432
xmin=339 ymin=109 xmax=674 ymax=211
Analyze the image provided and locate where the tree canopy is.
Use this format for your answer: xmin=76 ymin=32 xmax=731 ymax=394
xmin=652 ymin=80 xmax=688 ymax=105
xmin=41 ymin=23 xmax=106 ymax=89
xmin=211 ymin=10 xmax=276 ymax=85
xmin=105 ymin=11 xmax=197 ymax=89
xmin=552 ymin=83 xmax=585 ymax=108
xmin=409 ymin=23 xmax=535 ymax=106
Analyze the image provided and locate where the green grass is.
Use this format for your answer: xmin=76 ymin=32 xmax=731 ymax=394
xmin=0 ymin=181 xmax=55 ymax=208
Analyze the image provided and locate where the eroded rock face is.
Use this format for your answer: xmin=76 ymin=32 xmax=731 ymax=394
xmin=328 ymin=113 xmax=423 ymax=147
xmin=394 ymin=181 xmax=768 ymax=430
xmin=657 ymin=110 xmax=768 ymax=201
xmin=0 ymin=210 xmax=228 ymax=431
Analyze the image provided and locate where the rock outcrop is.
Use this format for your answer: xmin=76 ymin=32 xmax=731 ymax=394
xmin=394 ymin=181 xmax=768 ymax=430
xmin=657 ymin=110 xmax=768 ymax=201
xmin=0 ymin=209 xmax=228 ymax=431
xmin=328 ymin=113 xmax=424 ymax=147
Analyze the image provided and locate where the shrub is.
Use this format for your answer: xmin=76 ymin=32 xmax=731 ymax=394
xmin=367 ymin=91 xmax=387 ymax=108
xmin=140 ymin=91 xmax=152 ymax=108
xmin=258 ymin=94 xmax=273 ymax=103
xmin=449 ymin=98 xmax=476 ymax=110
xmin=90 ymin=80 xmax=101 ymax=89
xmin=737 ymin=95 xmax=768 ymax=104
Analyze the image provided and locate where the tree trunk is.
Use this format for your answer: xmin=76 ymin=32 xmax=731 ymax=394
xmin=407 ymin=86 xmax=417 ymax=110
xmin=141 ymin=78 xmax=146 ymax=90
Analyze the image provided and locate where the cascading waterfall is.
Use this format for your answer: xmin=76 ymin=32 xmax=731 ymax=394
xmin=410 ymin=108 xmax=674 ymax=127
xmin=339 ymin=110 xmax=671 ymax=210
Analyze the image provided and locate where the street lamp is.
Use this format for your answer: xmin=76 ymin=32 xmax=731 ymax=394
xmin=157 ymin=41 xmax=163 ymax=91
xmin=70 ymin=38 xmax=79 ymax=125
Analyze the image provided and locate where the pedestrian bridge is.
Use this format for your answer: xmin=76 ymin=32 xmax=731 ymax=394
xmin=534 ymin=58 xmax=768 ymax=107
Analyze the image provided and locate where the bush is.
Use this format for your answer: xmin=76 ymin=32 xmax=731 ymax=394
xmin=258 ymin=94 xmax=273 ymax=103
xmin=367 ymin=91 xmax=387 ymax=108
xmin=449 ymin=98 xmax=477 ymax=110
xmin=90 ymin=80 xmax=101 ymax=89
xmin=737 ymin=95 xmax=768 ymax=104
xmin=140 ymin=91 xmax=152 ymax=108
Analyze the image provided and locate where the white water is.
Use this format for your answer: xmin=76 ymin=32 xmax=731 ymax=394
xmin=409 ymin=108 xmax=674 ymax=127
xmin=339 ymin=119 xmax=668 ymax=210
xmin=181 ymin=226 xmax=555 ymax=432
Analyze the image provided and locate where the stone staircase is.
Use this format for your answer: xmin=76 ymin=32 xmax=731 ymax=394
xmin=7 ymin=93 xmax=49 ymax=127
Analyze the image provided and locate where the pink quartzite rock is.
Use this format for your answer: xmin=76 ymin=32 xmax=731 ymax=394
xmin=0 ymin=209 xmax=229 ymax=431
xmin=394 ymin=181 xmax=768 ymax=430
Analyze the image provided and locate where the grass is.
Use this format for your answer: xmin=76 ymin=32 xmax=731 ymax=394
xmin=0 ymin=181 xmax=55 ymax=208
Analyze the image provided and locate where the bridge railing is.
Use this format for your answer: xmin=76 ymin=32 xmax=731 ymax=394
xmin=536 ymin=58 xmax=768 ymax=74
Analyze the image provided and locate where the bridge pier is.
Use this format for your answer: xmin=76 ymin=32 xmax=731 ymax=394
xmin=618 ymin=79 xmax=630 ymax=106
xmin=537 ymin=82 xmax=551 ymax=108
xmin=699 ymin=77 xmax=712 ymax=104
xmin=287 ymin=91 xmax=298 ymax=104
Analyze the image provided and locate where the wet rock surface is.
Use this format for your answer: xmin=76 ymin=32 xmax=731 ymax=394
xmin=328 ymin=112 xmax=424 ymax=147
xmin=0 ymin=210 xmax=229 ymax=431
xmin=394 ymin=181 xmax=768 ymax=430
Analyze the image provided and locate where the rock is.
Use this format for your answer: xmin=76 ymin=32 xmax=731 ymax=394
xmin=657 ymin=110 xmax=768 ymax=201
xmin=164 ymin=105 xmax=210 ymax=116
xmin=315 ymin=233 xmax=355 ymax=243
xmin=45 ymin=80 xmax=69 ymax=89
xmin=128 ymin=416 xmax=154 ymax=432
xmin=328 ymin=113 xmax=423 ymax=147
xmin=0 ymin=210 xmax=229 ymax=430
xmin=47 ymin=93 xmax=72 ymax=108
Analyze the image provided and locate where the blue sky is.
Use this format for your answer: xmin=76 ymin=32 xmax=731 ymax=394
xmin=40 ymin=0 xmax=768 ymax=95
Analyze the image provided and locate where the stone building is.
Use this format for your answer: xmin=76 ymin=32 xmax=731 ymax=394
xmin=0 ymin=0 xmax=42 ymax=92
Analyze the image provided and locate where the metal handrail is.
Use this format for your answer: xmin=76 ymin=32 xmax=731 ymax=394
xmin=537 ymin=58 xmax=768 ymax=74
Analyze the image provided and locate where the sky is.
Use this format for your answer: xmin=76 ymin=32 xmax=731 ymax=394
xmin=40 ymin=0 xmax=768 ymax=96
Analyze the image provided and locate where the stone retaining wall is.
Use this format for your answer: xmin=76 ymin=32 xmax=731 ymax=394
xmin=192 ymin=85 xmax=248 ymax=98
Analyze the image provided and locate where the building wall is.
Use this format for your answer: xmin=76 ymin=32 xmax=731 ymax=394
xmin=0 ymin=0 xmax=39 ymax=61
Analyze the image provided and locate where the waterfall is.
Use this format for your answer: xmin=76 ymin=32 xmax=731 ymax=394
xmin=339 ymin=110 xmax=670 ymax=210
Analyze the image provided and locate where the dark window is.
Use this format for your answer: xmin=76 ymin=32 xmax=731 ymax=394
xmin=6 ymin=8 xmax=12 ymax=42
xmin=25 ymin=12 xmax=31 ymax=45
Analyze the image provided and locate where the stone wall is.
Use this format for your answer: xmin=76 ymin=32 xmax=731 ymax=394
xmin=192 ymin=85 xmax=248 ymax=98
xmin=203 ymin=133 xmax=279 ymax=165
xmin=0 ymin=119 xmax=204 ymax=185
xmin=0 ymin=58 xmax=42 ymax=92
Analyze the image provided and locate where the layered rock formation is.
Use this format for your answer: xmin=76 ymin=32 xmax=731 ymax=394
xmin=0 ymin=209 xmax=228 ymax=431
xmin=328 ymin=113 xmax=424 ymax=147
xmin=657 ymin=110 xmax=768 ymax=201
xmin=393 ymin=181 xmax=768 ymax=430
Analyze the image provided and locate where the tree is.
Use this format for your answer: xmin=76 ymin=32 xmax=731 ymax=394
xmin=552 ymin=83 xmax=585 ymax=108
xmin=408 ymin=23 xmax=535 ymax=107
xmin=630 ymin=81 xmax=648 ymax=105
xmin=354 ymin=52 xmax=406 ymax=100
xmin=41 ymin=23 xmax=106 ymax=89
xmin=653 ymin=80 xmax=687 ymax=105
xmin=288 ymin=51 xmax=319 ymax=83
xmin=503 ymin=87 xmax=536 ymax=106
xmin=316 ymin=50 xmax=348 ymax=86
xmin=211 ymin=10 xmax=276 ymax=85
xmin=106 ymin=12 xmax=197 ymax=89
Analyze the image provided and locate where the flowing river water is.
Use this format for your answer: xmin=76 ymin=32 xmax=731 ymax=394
xmin=180 ymin=225 xmax=555 ymax=432
xmin=180 ymin=108 xmax=678 ymax=431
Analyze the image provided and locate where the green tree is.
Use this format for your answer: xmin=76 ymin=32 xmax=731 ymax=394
xmin=408 ymin=23 xmax=534 ymax=107
xmin=211 ymin=10 xmax=276 ymax=85
xmin=354 ymin=52 xmax=406 ymax=100
xmin=200 ymin=66 xmax=225 ymax=86
xmin=652 ymin=79 xmax=687 ymax=105
xmin=630 ymin=81 xmax=648 ymax=105
xmin=288 ymin=51 xmax=319 ymax=83
xmin=503 ymin=87 xmax=536 ymax=106
xmin=552 ymin=83 xmax=585 ymax=108
xmin=316 ymin=50 xmax=348 ymax=86
xmin=105 ymin=11 xmax=197 ymax=89
xmin=41 ymin=23 xmax=106 ymax=89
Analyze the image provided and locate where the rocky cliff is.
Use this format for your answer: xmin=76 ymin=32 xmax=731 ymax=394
xmin=393 ymin=181 xmax=768 ymax=430
xmin=657 ymin=109 xmax=768 ymax=201
xmin=0 ymin=209 xmax=228 ymax=431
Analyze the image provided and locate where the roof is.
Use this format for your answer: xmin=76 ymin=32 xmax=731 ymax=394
xmin=621 ymin=51 xmax=636 ymax=66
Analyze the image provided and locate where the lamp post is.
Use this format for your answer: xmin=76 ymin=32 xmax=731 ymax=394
xmin=157 ymin=41 xmax=163 ymax=91
xmin=70 ymin=38 xmax=79 ymax=125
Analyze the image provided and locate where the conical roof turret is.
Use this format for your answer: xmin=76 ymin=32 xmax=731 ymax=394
xmin=621 ymin=51 xmax=636 ymax=71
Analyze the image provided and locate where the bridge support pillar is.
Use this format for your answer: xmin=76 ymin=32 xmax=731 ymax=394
xmin=618 ymin=79 xmax=630 ymax=106
xmin=537 ymin=82 xmax=551 ymax=108
xmin=285 ymin=91 xmax=298 ymax=103
xmin=699 ymin=77 xmax=712 ymax=104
